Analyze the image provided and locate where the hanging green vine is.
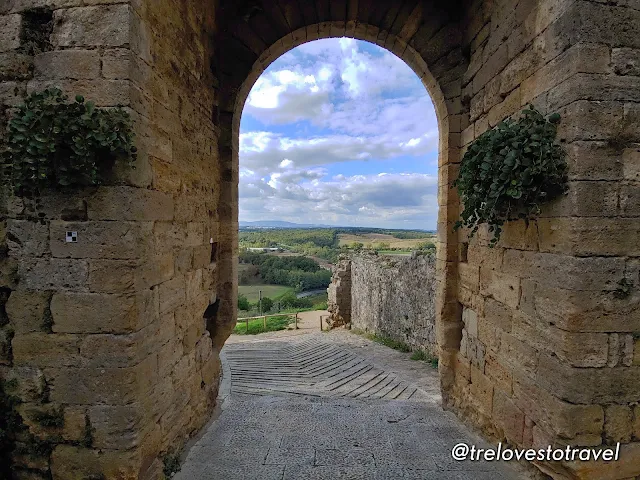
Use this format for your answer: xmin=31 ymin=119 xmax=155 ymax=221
xmin=453 ymin=105 xmax=568 ymax=245
xmin=1 ymin=88 xmax=136 ymax=196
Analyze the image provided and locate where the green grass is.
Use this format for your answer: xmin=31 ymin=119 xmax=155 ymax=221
xmin=233 ymin=315 xmax=295 ymax=335
xmin=410 ymin=349 xmax=439 ymax=369
xmin=352 ymin=329 xmax=438 ymax=368
xmin=238 ymin=284 xmax=294 ymax=302
xmin=352 ymin=329 xmax=411 ymax=352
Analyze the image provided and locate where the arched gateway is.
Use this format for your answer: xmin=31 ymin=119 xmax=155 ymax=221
xmin=0 ymin=1 xmax=638 ymax=479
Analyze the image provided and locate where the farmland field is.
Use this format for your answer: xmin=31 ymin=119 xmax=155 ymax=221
xmin=337 ymin=233 xmax=435 ymax=249
xmin=238 ymin=284 xmax=294 ymax=302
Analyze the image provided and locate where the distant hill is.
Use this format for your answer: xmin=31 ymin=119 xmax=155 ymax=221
xmin=240 ymin=220 xmax=335 ymax=229
xmin=239 ymin=220 xmax=434 ymax=233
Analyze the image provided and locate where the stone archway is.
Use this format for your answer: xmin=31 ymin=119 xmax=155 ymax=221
xmin=213 ymin=0 xmax=467 ymax=404
xmin=0 ymin=1 xmax=638 ymax=479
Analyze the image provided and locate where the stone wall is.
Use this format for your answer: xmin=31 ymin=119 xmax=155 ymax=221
xmin=0 ymin=1 xmax=221 ymax=479
xmin=326 ymin=256 xmax=351 ymax=328
xmin=328 ymin=253 xmax=437 ymax=355
xmin=449 ymin=1 xmax=640 ymax=478
xmin=0 ymin=0 xmax=638 ymax=478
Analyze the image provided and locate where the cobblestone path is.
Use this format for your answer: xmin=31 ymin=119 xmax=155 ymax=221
xmin=174 ymin=331 xmax=523 ymax=480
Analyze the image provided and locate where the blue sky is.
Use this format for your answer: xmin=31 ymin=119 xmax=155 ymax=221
xmin=239 ymin=38 xmax=439 ymax=230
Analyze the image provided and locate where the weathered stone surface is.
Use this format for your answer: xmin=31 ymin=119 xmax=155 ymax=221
xmin=604 ymin=405 xmax=633 ymax=444
xmin=513 ymin=376 xmax=604 ymax=441
xmin=492 ymin=388 xmax=525 ymax=444
xmin=101 ymin=48 xmax=130 ymax=79
xmin=1 ymin=365 xmax=45 ymax=402
xmin=0 ymin=52 xmax=33 ymax=80
xmin=51 ymin=5 xmax=131 ymax=47
xmin=50 ymin=445 xmax=139 ymax=480
xmin=50 ymin=292 xmax=149 ymax=334
xmin=89 ymin=404 xmax=143 ymax=449
xmin=50 ymin=221 xmax=154 ymax=259
xmin=0 ymin=14 xmax=21 ymax=52
xmin=537 ymin=353 xmax=640 ymax=404
xmin=1 ymin=1 xmax=638 ymax=479
xmin=12 ymin=333 xmax=82 ymax=367
xmin=7 ymin=220 xmax=49 ymax=257
xmin=18 ymin=258 xmax=88 ymax=291
xmin=335 ymin=253 xmax=437 ymax=354
xmin=6 ymin=290 xmax=51 ymax=334
xmin=612 ymin=47 xmax=640 ymax=76
xmin=87 ymin=186 xmax=174 ymax=221
xmin=34 ymin=50 xmax=100 ymax=79
xmin=62 ymin=406 xmax=86 ymax=442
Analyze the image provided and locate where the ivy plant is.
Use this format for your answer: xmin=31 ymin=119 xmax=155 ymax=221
xmin=1 ymin=88 xmax=136 ymax=196
xmin=453 ymin=105 xmax=568 ymax=246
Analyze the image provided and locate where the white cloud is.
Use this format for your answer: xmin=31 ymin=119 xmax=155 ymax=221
xmin=239 ymin=38 xmax=440 ymax=229
xmin=239 ymin=168 xmax=438 ymax=229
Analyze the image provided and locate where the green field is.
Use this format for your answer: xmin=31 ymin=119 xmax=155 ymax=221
xmin=238 ymin=284 xmax=294 ymax=302
xmin=233 ymin=315 xmax=295 ymax=335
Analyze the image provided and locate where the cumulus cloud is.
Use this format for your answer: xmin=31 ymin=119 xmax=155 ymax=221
xmin=239 ymin=38 xmax=440 ymax=229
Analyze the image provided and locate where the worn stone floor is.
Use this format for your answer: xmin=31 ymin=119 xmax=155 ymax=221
xmin=174 ymin=325 xmax=522 ymax=479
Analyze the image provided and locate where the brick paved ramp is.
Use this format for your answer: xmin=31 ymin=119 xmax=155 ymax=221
xmin=225 ymin=337 xmax=428 ymax=400
xmin=174 ymin=335 xmax=521 ymax=480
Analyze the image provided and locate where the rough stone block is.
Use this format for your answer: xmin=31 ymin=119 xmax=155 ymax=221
xmin=12 ymin=333 xmax=82 ymax=367
xmin=565 ymin=141 xmax=623 ymax=181
xmin=87 ymin=259 xmax=136 ymax=293
xmin=612 ymin=47 xmax=640 ymax=76
xmin=0 ymin=14 xmax=21 ymax=52
xmin=6 ymin=290 xmax=51 ymax=334
xmin=51 ymin=5 xmax=131 ymax=47
xmin=89 ymin=404 xmax=143 ymax=450
xmin=7 ymin=220 xmax=49 ymax=257
xmin=623 ymin=146 xmax=640 ymax=181
xmin=499 ymin=333 xmax=538 ymax=377
xmin=470 ymin=365 xmax=495 ymax=417
xmin=158 ymin=275 xmax=185 ymax=314
xmin=0 ymin=52 xmax=33 ymax=80
xmin=45 ymin=365 xmax=138 ymax=405
xmin=62 ymin=406 xmax=86 ymax=442
xmin=520 ymin=43 xmax=610 ymax=105
xmin=502 ymin=250 xmax=625 ymax=291
xmin=480 ymin=267 xmax=520 ymax=309
xmin=51 ymin=445 xmax=139 ymax=480
xmin=484 ymin=351 xmax=513 ymax=395
xmin=18 ymin=258 xmax=88 ymax=291
xmin=537 ymin=353 xmax=640 ymax=404
xmin=562 ymin=442 xmax=640 ymax=480
xmin=50 ymin=221 xmax=154 ymax=259
xmin=492 ymin=388 xmax=524 ymax=444
xmin=87 ymin=186 xmax=174 ymax=221
xmin=2 ymin=365 xmax=45 ymax=402
xmin=101 ymin=48 xmax=130 ymax=79
xmin=27 ymin=78 xmax=130 ymax=106
xmin=547 ymin=73 xmax=640 ymax=111
xmin=604 ymin=405 xmax=633 ymax=444
xmin=513 ymin=376 xmax=604 ymax=440
xmin=462 ymin=307 xmax=478 ymax=337
xmin=34 ymin=50 xmax=100 ymax=79
xmin=538 ymin=217 xmax=640 ymax=257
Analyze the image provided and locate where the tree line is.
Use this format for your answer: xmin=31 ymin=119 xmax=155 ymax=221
xmin=239 ymin=251 xmax=332 ymax=291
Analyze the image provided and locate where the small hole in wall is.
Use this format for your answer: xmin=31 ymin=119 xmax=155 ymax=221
xmin=210 ymin=239 xmax=218 ymax=264
xmin=460 ymin=242 xmax=469 ymax=263
xmin=20 ymin=8 xmax=53 ymax=56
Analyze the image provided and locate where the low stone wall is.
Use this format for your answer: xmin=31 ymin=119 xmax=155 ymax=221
xmin=328 ymin=253 xmax=437 ymax=355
